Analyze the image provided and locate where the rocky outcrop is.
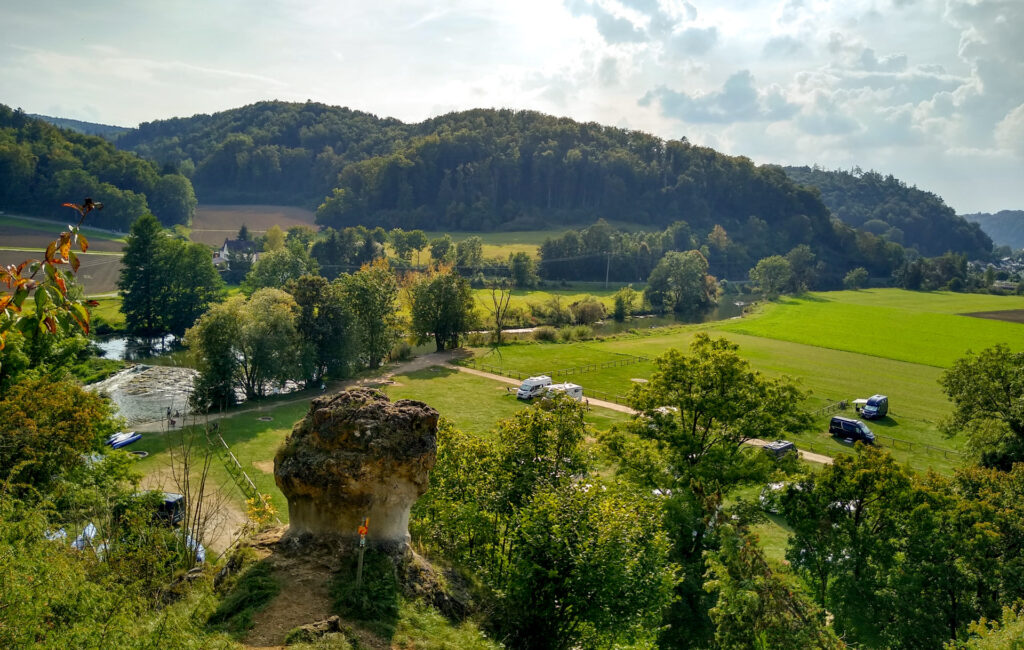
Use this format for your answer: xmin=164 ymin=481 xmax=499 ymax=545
xmin=274 ymin=388 xmax=438 ymax=548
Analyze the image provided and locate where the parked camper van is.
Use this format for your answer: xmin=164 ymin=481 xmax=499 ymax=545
xmin=516 ymin=375 xmax=552 ymax=399
xmin=861 ymin=394 xmax=889 ymax=420
xmin=829 ymin=416 xmax=875 ymax=444
xmin=546 ymin=383 xmax=584 ymax=401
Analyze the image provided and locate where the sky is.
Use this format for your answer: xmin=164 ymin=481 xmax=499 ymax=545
xmin=2 ymin=0 xmax=1022 ymax=213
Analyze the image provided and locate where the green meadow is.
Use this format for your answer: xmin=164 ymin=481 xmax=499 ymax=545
xmin=717 ymin=290 xmax=1024 ymax=367
xmin=465 ymin=289 xmax=1024 ymax=474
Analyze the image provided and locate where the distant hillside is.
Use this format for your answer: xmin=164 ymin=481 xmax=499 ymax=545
xmin=30 ymin=114 xmax=130 ymax=140
xmin=117 ymin=101 xmax=402 ymax=206
xmin=784 ymin=166 xmax=992 ymax=259
xmin=119 ymin=102 xmax=830 ymax=234
xmin=0 ymin=105 xmax=196 ymax=229
xmin=963 ymin=210 xmax=1024 ymax=251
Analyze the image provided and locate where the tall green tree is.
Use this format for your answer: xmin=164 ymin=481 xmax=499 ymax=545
xmin=118 ymin=214 xmax=167 ymax=336
xmin=160 ymin=241 xmax=225 ymax=337
xmin=704 ymin=525 xmax=844 ymax=649
xmin=412 ymin=400 xmax=675 ymax=650
xmin=242 ymin=247 xmax=318 ymax=292
xmin=602 ymin=334 xmax=812 ymax=647
xmin=409 ymin=267 xmax=477 ymax=351
xmin=338 ymin=259 xmax=399 ymax=369
xmin=509 ymin=251 xmax=538 ymax=288
xmin=940 ymin=345 xmax=1024 ymax=469
xmin=429 ymin=235 xmax=455 ymax=264
xmin=749 ymin=255 xmax=793 ymax=298
xmin=644 ymin=250 xmax=718 ymax=316
xmin=455 ymin=236 xmax=483 ymax=272
xmin=289 ymin=274 xmax=357 ymax=383
xmin=185 ymin=289 xmax=303 ymax=403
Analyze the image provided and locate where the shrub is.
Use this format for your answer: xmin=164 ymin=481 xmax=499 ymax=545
xmin=207 ymin=561 xmax=280 ymax=638
xmin=572 ymin=298 xmax=606 ymax=325
xmin=533 ymin=326 xmax=558 ymax=342
xmin=571 ymin=325 xmax=593 ymax=340
xmin=389 ymin=340 xmax=413 ymax=362
xmin=329 ymin=551 xmax=400 ymax=638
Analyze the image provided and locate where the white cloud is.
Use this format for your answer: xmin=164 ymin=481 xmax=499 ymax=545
xmin=0 ymin=0 xmax=1020 ymax=211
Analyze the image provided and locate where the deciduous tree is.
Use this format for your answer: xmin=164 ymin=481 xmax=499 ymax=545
xmin=409 ymin=266 xmax=477 ymax=351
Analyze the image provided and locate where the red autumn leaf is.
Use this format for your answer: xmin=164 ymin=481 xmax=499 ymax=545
xmin=43 ymin=317 xmax=57 ymax=334
xmin=78 ymin=233 xmax=89 ymax=252
xmin=55 ymin=276 xmax=67 ymax=295
xmin=86 ymin=299 xmax=100 ymax=307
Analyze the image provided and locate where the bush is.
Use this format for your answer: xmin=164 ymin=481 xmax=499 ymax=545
xmin=329 ymin=551 xmax=400 ymax=637
xmin=571 ymin=325 xmax=593 ymax=340
xmin=207 ymin=561 xmax=280 ymax=638
xmin=533 ymin=326 xmax=558 ymax=342
xmin=389 ymin=340 xmax=413 ymax=362
xmin=572 ymin=298 xmax=606 ymax=325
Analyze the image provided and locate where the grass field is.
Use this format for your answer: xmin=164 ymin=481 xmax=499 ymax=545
xmin=718 ymin=290 xmax=1024 ymax=368
xmin=463 ymin=289 xmax=1024 ymax=474
xmin=132 ymin=401 xmax=311 ymax=523
xmin=382 ymin=367 xmax=630 ymax=435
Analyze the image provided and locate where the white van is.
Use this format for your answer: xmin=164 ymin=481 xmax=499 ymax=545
xmin=546 ymin=382 xmax=583 ymax=401
xmin=516 ymin=375 xmax=552 ymax=399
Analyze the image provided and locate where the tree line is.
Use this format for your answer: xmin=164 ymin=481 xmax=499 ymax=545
xmin=0 ymin=105 xmax=197 ymax=229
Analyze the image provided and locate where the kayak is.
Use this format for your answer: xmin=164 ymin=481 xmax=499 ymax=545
xmin=105 ymin=431 xmax=142 ymax=449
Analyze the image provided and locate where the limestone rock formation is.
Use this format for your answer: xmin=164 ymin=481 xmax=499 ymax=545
xmin=274 ymin=388 xmax=438 ymax=547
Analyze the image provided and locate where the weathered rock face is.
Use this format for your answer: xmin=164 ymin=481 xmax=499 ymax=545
xmin=274 ymin=388 xmax=438 ymax=547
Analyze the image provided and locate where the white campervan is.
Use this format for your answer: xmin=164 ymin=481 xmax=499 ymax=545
xmin=516 ymin=375 xmax=552 ymax=399
xmin=546 ymin=382 xmax=584 ymax=401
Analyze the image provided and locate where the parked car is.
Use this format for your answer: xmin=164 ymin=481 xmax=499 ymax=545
xmin=829 ymin=416 xmax=876 ymax=444
xmin=516 ymin=375 xmax=552 ymax=399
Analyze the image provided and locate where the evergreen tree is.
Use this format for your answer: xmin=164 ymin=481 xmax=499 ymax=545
xmin=118 ymin=214 xmax=167 ymax=336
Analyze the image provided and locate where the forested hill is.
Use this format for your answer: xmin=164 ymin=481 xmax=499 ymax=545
xmin=0 ymin=105 xmax=196 ymax=229
xmin=29 ymin=114 xmax=130 ymax=140
xmin=963 ymin=210 xmax=1024 ymax=251
xmin=783 ymin=166 xmax=992 ymax=259
xmin=117 ymin=102 xmax=831 ymax=239
xmin=117 ymin=101 xmax=404 ymax=206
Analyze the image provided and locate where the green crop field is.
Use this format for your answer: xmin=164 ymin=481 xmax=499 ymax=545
xmin=717 ymin=290 xmax=1024 ymax=368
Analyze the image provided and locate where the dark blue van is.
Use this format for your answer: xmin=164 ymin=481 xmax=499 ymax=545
xmin=861 ymin=394 xmax=889 ymax=420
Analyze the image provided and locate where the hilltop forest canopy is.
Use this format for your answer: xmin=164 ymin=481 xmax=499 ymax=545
xmin=783 ymin=165 xmax=992 ymax=259
xmin=0 ymin=106 xmax=196 ymax=229
xmin=118 ymin=101 xmax=832 ymax=235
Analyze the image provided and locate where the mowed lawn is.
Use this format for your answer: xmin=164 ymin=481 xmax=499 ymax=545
xmin=132 ymin=401 xmax=312 ymax=523
xmin=383 ymin=367 xmax=632 ymax=436
xmin=461 ymin=288 xmax=1024 ymax=473
xmin=717 ymin=290 xmax=1024 ymax=368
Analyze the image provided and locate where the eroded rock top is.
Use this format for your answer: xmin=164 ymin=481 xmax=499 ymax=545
xmin=274 ymin=388 xmax=438 ymax=544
